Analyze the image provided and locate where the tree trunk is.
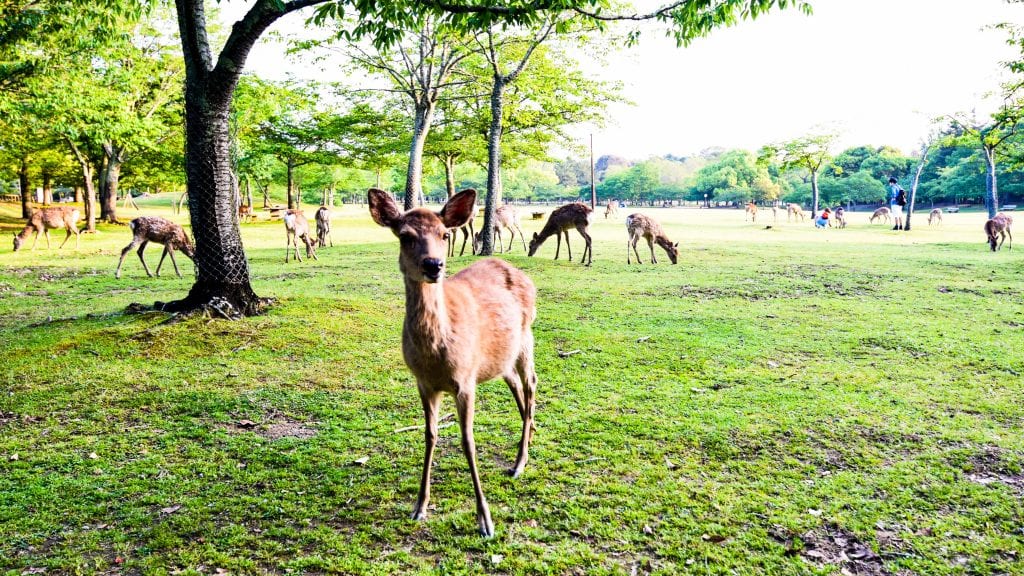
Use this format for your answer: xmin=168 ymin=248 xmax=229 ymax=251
xmin=810 ymin=169 xmax=819 ymax=219
xmin=66 ymin=140 xmax=98 ymax=231
xmin=404 ymin=103 xmax=435 ymax=210
xmin=443 ymin=154 xmax=456 ymax=200
xmin=984 ymin=146 xmax=998 ymax=219
xmin=244 ymin=175 xmax=253 ymax=208
xmin=42 ymin=171 xmax=52 ymax=205
xmin=18 ymin=157 xmax=31 ymax=219
xmin=286 ymin=161 xmax=296 ymax=209
xmin=904 ymin=145 xmax=930 ymax=232
xmin=74 ymin=186 xmax=83 ymax=203
xmin=478 ymin=78 xmax=505 ymax=256
xmin=101 ymin=149 xmax=123 ymax=223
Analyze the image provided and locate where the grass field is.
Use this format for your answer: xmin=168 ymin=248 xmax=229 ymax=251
xmin=1 ymin=197 xmax=1022 ymax=575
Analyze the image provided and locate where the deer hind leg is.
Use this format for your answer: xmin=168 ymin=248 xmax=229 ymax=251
xmin=459 ymin=220 xmax=474 ymax=256
xmin=508 ymin=331 xmax=537 ymax=479
xmin=115 ymin=240 xmax=139 ymax=278
xmin=494 ymin=228 xmax=504 ymax=254
xmin=455 ymin=389 xmax=494 ymax=537
xmin=412 ymin=389 xmax=442 ymax=522
xmin=136 ymin=241 xmax=153 ymax=276
xmin=43 ymin=229 xmax=52 ymax=249
xmin=1005 ymin=228 xmax=1013 ymax=250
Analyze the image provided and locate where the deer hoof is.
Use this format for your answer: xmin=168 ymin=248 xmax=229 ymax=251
xmin=411 ymin=509 xmax=428 ymax=521
xmin=478 ymin=515 xmax=494 ymax=538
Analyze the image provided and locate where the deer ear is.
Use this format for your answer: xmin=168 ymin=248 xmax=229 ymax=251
xmin=440 ymin=189 xmax=476 ymax=229
xmin=532 ymin=232 xmax=538 ymax=240
xmin=368 ymin=188 xmax=402 ymax=229
xmin=674 ymin=242 xmax=679 ymax=248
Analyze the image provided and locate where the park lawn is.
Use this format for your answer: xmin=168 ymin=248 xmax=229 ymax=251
xmin=1 ymin=198 xmax=1022 ymax=575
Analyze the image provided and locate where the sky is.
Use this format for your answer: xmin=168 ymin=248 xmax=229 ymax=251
xmin=224 ymin=0 xmax=1022 ymax=160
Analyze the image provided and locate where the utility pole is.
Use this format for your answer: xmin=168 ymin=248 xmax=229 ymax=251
xmin=590 ymin=133 xmax=596 ymax=209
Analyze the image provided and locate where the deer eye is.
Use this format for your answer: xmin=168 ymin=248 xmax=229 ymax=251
xmin=442 ymin=232 xmax=450 ymax=241
xmin=399 ymin=233 xmax=415 ymax=246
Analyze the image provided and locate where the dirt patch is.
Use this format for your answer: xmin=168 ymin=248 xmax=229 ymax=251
xmin=965 ymin=447 xmax=1024 ymax=494
xmin=221 ymin=415 xmax=317 ymax=440
xmin=798 ymin=523 xmax=889 ymax=575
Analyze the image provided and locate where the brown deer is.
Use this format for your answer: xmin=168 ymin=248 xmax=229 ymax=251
xmin=626 ymin=213 xmax=679 ymax=264
xmin=928 ymin=208 xmax=943 ymax=225
xmin=474 ymin=205 xmax=527 ymax=253
xmin=238 ymin=204 xmax=257 ymax=223
xmin=985 ymin=212 xmax=1013 ymax=251
xmin=832 ymin=206 xmax=847 ymax=228
xmin=448 ymin=219 xmax=475 ymax=257
xmin=786 ymin=203 xmax=805 ymax=222
xmin=604 ymin=200 xmax=618 ymax=219
xmin=115 ymin=216 xmax=194 ymax=278
xmin=284 ymin=209 xmax=318 ymax=262
xmin=744 ymin=202 xmax=757 ymax=222
xmin=527 ymin=202 xmax=594 ymax=266
xmin=12 ymin=206 xmax=81 ymax=251
xmin=315 ymin=206 xmax=332 ymax=248
xmin=869 ymin=206 xmax=892 ymax=224
xmin=368 ymin=188 xmax=537 ymax=538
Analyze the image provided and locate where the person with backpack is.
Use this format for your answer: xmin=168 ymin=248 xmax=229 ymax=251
xmin=888 ymin=177 xmax=907 ymax=231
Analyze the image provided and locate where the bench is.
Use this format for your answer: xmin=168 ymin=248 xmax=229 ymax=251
xmin=1000 ymin=204 xmax=1017 ymax=211
xmin=945 ymin=206 xmax=960 ymax=213
xmin=531 ymin=211 xmax=546 ymax=220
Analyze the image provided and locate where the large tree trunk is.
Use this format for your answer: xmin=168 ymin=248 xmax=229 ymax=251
xmin=42 ymin=171 xmax=52 ymax=205
xmin=66 ymin=139 xmax=98 ymax=231
xmin=810 ymin=169 xmax=820 ymax=219
xmin=984 ymin=147 xmax=998 ymax=219
xmin=18 ymin=157 xmax=31 ymax=219
xmin=478 ymin=78 xmax=505 ymax=256
xmin=74 ymin=186 xmax=83 ymax=203
xmin=100 ymin=147 xmax=123 ymax=223
xmin=403 ymin=103 xmax=435 ymax=210
xmin=286 ymin=161 xmax=296 ymax=209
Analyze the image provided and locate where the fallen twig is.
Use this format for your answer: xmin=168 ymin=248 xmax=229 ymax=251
xmin=636 ymin=336 xmax=651 ymax=343
xmin=393 ymin=412 xmax=455 ymax=433
xmin=558 ymin=349 xmax=582 ymax=358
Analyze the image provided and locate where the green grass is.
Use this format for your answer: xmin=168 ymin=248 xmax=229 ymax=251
xmin=1 ymin=198 xmax=1022 ymax=575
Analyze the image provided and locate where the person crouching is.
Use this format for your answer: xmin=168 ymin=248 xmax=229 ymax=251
xmin=815 ymin=208 xmax=831 ymax=229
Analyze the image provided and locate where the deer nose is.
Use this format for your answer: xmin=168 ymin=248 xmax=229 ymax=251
xmin=422 ymin=258 xmax=443 ymax=277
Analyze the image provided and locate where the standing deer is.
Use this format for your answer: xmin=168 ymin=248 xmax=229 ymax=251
xmin=527 ymin=202 xmax=594 ymax=266
xmin=869 ymin=207 xmax=892 ymax=224
xmin=786 ymin=203 xmax=805 ymax=222
xmin=115 ymin=216 xmax=194 ymax=278
xmin=604 ymin=200 xmax=618 ymax=219
xmin=832 ymin=206 xmax=847 ymax=228
xmin=626 ymin=213 xmax=679 ymax=264
xmin=928 ymin=208 xmax=943 ymax=225
xmin=238 ymin=204 xmax=257 ymax=223
xmin=985 ymin=212 xmax=1013 ymax=251
xmin=12 ymin=206 xmax=81 ymax=251
xmin=474 ymin=205 xmax=527 ymax=253
xmin=744 ymin=202 xmax=758 ymax=222
xmin=315 ymin=206 xmax=333 ymax=248
xmin=284 ymin=209 xmax=318 ymax=262
xmin=368 ymin=188 xmax=537 ymax=538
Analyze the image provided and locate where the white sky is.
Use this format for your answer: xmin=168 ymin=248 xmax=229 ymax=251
xmin=224 ymin=0 xmax=1021 ymax=159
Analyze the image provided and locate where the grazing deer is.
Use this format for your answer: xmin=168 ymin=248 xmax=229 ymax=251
xmin=115 ymin=216 xmax=194 ymax=278
xmin=869 ymin=207 xmax=892 ymax=224
xmin=474 ymin=205 xmax=527 ymax=253
xmin=368 ymin=188 xmax=537 ymax=538
xmin=928 ymin=208 xmax=943 ymax=226
xmin=284 ymin=209 xmax=318 ymax=262
xmin=626 ymin=213 xmax=679 ymax=264
xmin=527 ymin=202 xmax=594 ymax=266
xmin=12 ymin=206 xmax=81 ymax=252
xmin=604 ymin=200 xmax=618 ymax=219
xmin=786 ymin=203 xmax=805 ymax=222
xmin=832 ymin=206 xmax=847 ymax=228
xmin=745 ymin=202 xmax=758 ymax=222
xmin=238 ymin=204 xmax=257 ymax=223
xmin=985 ymin=212 xmax=1013 ymax=251
xmin=315 ymin=206 xmax=333 ymax=248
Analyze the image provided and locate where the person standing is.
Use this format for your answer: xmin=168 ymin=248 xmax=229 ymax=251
xmin=888 ymin=177 xmax=906 ymax=231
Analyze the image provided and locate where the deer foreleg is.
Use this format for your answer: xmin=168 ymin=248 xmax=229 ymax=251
xmin=647 ymin=237 xmax=657 ymax=264
xmin=553 ymin=231 xmax=562 ymax=260
xmin=563 ymin=231 xmax=573 ymax=261
xmin=412 ymin=389 xmax=442 ymax=522
xmin=115 ymin=241 xmax=139 ymax=278
xmin=455 ymin=389 xmax=493 ymax=538
xmin=155 ymin=245 xmax=170 ymax=277
xmin=43 ymin=229 xmax=52 ymax=249
xmin=137 ymin=241 xmax=153 ymax=277
xmin=167 ymin=246 xmax=182 ymax=277
xmin=515 ymin=225 xmax=527 ymax=252
xmin=306 ymin=236 xmax=318 ymax=260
